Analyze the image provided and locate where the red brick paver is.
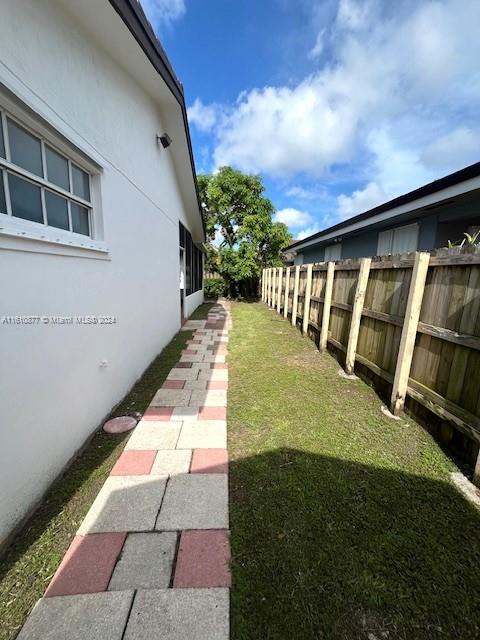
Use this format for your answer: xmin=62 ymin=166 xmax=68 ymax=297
xmin=162 ymin=379 xmax=185 ymax=390
xmin=198 ymin=406 xmax=227 ymax=421
xmin=207 ymin=381 xmax=228 ymax=390
xmin=143 ymin=406 xmax=173 ymax=421
xmin=110 ymin=450 xmax=156 ymax=475
xmin=191 ymin=449 xmax=228 ymax=474
xmin=45 ymin=533 xmax=126 ymax=597
xmin=173 ymin=530 xmax=231 ymax=588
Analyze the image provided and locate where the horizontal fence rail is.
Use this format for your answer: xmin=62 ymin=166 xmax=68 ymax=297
xmin=261 ymin=247 xmax=480 ymax=484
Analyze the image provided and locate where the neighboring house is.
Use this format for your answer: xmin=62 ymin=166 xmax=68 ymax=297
xmin=0 ymin=0 xmax=204 ymax=546
xmin=289 ymin=163 xmax=480 ymax=264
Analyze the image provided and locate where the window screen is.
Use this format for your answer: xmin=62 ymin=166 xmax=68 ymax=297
xmin=180 ymin=222 xmax=203 ymax=296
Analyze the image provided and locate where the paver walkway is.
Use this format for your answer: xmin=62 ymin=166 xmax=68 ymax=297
xmin=18 ymin=303 xmax=232 ymax=640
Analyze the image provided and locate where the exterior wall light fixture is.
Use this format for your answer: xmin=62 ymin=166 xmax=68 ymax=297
xmin=157 ymin=132 xmax=172 ymax=149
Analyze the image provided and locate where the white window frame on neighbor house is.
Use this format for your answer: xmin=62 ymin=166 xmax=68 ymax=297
xmin=377 ymin=222 xmax=419 ymax=256
xmin=0 ymin=90 xmax=104 ymax=253
xmin=324 ymin=243 xmax=342 ymax=261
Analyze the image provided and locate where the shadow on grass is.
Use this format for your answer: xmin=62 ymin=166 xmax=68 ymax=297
xmin=230 ymin=448 xmax=480 ymax=640
xmin=0 ymin=320 xmax=202 ymax=639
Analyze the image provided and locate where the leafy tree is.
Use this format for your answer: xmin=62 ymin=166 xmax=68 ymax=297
xmin=199 ymin=166 xmax=291 ymax=297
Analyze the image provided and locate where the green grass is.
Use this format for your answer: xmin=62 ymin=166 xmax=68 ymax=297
xmin=229 ymin=302 xmax=480 ymax=640
xmin=0 ymin=303 xmax=214 ymax=640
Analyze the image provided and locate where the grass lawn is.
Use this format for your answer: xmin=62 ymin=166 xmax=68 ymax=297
xmin=0 ymin=303 xmax=213 ymax=640
xmin=228 ymin=301 xmax=480 ymax=640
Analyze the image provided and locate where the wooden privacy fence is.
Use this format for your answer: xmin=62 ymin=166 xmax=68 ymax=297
xmin=262 ymin=247 xmax=480 ymax=481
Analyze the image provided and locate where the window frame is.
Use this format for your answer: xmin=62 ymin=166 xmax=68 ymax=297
xmin=179 ymin=222 xmax=203 ymax=296
xmin=0 ymin=92 xmax=104 ymax=253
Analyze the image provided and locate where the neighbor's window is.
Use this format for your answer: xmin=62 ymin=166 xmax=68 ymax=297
xmin=179 ymin=222 xmax=203 ymax=295
xmin=0 ymin=110 xmax=94 ymax=238
xmin=324 ymin=243 xmax=342 ymax=261
xmin=377 ymin=223 xmax=418 ymax=256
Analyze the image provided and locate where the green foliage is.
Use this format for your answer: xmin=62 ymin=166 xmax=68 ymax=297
xmin=204 ymin=277 xmax=227 ymax=299
xmin=447 ymin=229 xmax=480 ymax=248
xmin=199 ymin=166 xmax=291 ymax=297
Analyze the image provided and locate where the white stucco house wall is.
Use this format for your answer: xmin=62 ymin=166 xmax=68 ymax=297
xmin=0 ymin=0 xmax=205 ymax=547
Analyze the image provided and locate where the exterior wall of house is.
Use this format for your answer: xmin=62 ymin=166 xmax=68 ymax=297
xmin=0 ymin=0 xmax=203 ymax=545
xmin=294 ymin=198 xmax=480 ymax=265
xmin=340 ymin=233 xmax=379 ymax=259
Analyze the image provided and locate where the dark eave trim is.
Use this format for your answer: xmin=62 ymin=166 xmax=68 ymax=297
xmin=108 ymin=0 xmax=205 ymax=240
xmin=288 ymin=161 xmax=480 ymax=250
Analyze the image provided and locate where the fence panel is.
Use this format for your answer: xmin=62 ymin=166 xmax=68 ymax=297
xmin=262 ymin=246 xmax=480 ymax=481
xmin=309 ymin=267 xmax=327 ymax=332
xmin=329 ymin=268 xmax=357 ymax=350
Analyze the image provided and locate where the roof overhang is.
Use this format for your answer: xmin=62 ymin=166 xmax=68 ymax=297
xmin=289 ymin=162 xmax=480 ymax=252
xmin=57 ymin=0 xmax=205 ymax=242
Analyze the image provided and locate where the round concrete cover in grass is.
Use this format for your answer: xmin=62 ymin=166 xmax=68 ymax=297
xmin=103 ymin=416 xmax=137 ymax=434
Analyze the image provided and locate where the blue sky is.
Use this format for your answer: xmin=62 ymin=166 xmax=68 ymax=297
xmin=141 ymin=0 xmax=480 ymax=240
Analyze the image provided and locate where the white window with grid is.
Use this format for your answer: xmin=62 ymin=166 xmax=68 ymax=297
xmin=0 ymin=95 xmax=103 ymax=250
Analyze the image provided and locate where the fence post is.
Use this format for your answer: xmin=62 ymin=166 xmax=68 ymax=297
xmin=302 ymin=263 xmax=313 ymax=335
xmin=319 ymin=261 xmax=335 ymax=351
xmin=262 ymin=269 xmax=266 ymax=301
xmin=291 ymin=266 xmax=300 ymax=327
xmin=345 ymin=258 xmax=371 ymax=375
xmin=271 ymin=268 xmax=277 ymax=308
xmin=391 ymin=252 xmax=430 ymax=415
xmin=283 ymin=267 xmax=290 ymax=318
xmin=277 ymin=267 xmax=283 ymax=313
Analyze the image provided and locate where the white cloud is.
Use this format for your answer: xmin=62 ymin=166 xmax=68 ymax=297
xmin=187 ymin=98 xmax=221 ymax=133
xmin=204 ymin=0 xmax=480 ymax=222
xmin=308 ymin=30 xmax=325 ymax=60
xmin=336 ymin=0 xmax=373 ymax=31
xmin=286 ymin=185 xmax=329 ymax=201
xmin=421 ymin=128 xmax=480 ymax=171
xmin=140 ymin=0 xmax=185 ymax=27
xmin=275 ymin=208 xmax=313 ymax=228
xmin=296 ymin=225 xmax=321 ymax=241
xmin=337 ymin=181 xmax=385 ymax=219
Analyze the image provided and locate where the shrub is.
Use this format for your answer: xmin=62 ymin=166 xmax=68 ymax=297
xmin=204 ymin=277 xmax=226 ymax=299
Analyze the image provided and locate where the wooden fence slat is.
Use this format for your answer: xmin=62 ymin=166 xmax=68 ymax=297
xmin=266 ymin=268 xmax=271 ymax=305
xmin=284 ymin=267 xmax=291 ymax=318
xmin=345 ymin=258 xmax=371 ymax=375
xmin=391 ymin=252 xmax=430 ymax=415
xmin=320 ymin=262 xmax=335 ymax=351
xmin=474 ymin=452 xmax=480 ymax=486
xmin=292 ymin=265 xmax=300 ymax=327
xmin=271 ymin=268 xmax=277 ymax=308
xmin=302 ymin=264 xmax=313 ymax=335
xmin=417 ymin=322 xmax=480 ymax=351
xmin=277 ymin=268 xmax=283 ymax=313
